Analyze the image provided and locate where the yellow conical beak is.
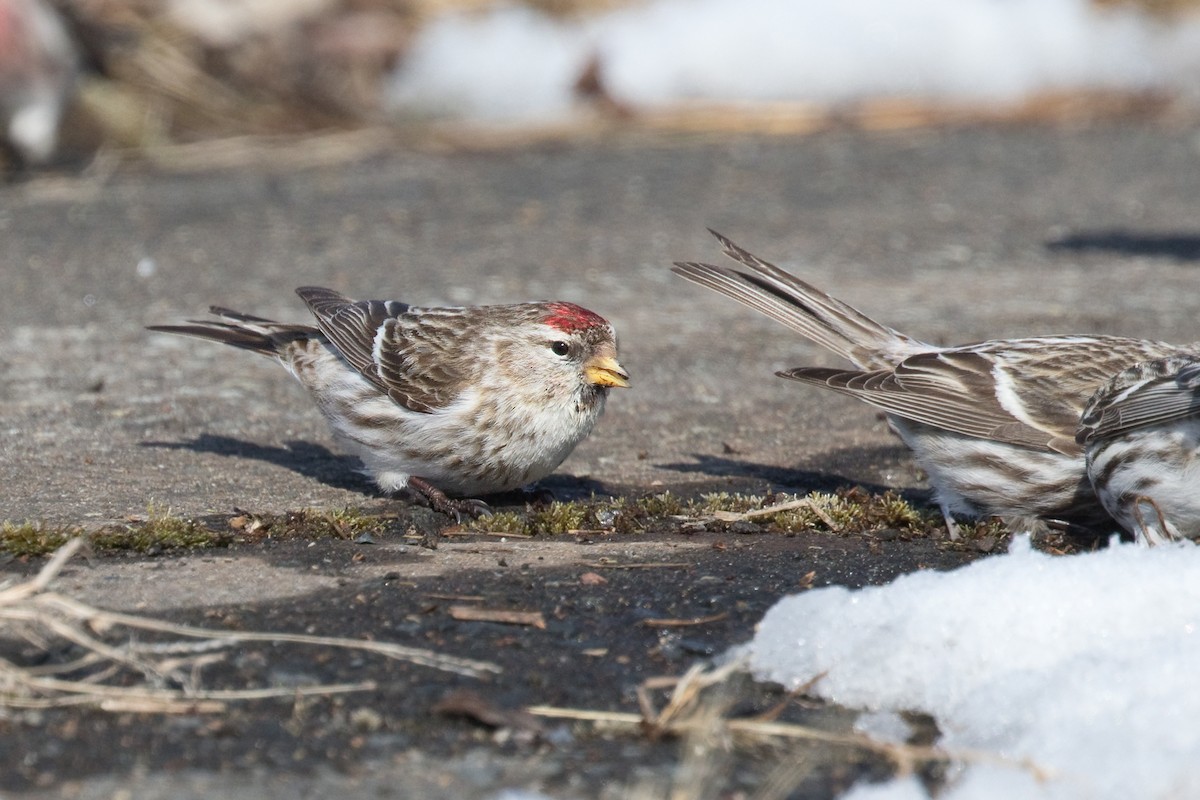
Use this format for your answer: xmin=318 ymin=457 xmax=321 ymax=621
xmin=584 ymin=354 xmax=630 ymax=388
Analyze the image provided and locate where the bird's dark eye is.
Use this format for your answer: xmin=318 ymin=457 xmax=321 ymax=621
xmin=550 ymin=340 xmax=570 ymax=357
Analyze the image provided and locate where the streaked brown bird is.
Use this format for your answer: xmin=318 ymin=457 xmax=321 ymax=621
xmin=1077 ymin=356 xmax=1200 ymax=545
xmin=673 ymin=230 xmax=1195 ymax=538
xmin=149 ymin=288 xmax=629 ymax=518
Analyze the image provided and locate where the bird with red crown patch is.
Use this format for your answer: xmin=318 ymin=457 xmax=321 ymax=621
xmin=149 ymin=288 xmax=629 ymax=518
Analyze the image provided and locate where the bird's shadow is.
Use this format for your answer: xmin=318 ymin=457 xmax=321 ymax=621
xmin=657 ymin=445 xmax=930 ymax=503
xmin=141 ymin=434 xmax=618 ymax=505
xmin=142 ymin=434 xmax=378 ymax=495
xmin=1045 ymin=229 xmax=1200 ymax=262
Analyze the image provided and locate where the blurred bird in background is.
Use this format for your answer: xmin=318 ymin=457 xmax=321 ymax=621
xmin=0 ymin=0 xmax=78 ymax=167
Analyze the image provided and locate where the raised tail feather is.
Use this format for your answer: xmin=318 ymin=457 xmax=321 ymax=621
xmin=146 ymin=306 xmax=316 ymax=357
xmin=671 ymin=230 xmax=931 ymax=369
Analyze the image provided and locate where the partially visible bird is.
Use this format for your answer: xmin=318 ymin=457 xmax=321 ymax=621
xmin=0 ymin=0 xmax=78 ymax=167
xmin=1077 ymin=357 xmax=1200 ymax=545
xmin=673 ymin=230 xmax=1196 ymax=537
xmin=149 ymin=288 xmax=629 ymax=518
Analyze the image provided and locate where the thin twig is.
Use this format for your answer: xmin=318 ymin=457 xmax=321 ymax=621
xmin=0 ymin=537 xmax=502 ymax=714
xmin=579 ymin=562 xmax=692 ymax=570
xmin=0 ymin=537 xmax=87 ymax=604
xmin=526 ymin=704 xmax=1048 ymax=779
xmin=640 ymin=612 xmax=730 ymax=628
xmin=30 ymin=592 xmax=501 ymax=678
xmin=711 ymin=498 xmax=842 ymax=531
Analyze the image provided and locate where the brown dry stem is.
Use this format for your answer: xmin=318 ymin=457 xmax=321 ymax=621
xmin=529 ymin=659 xmax=1051 ymax=782
xmin=0 ymin=538 xmax=501 ymax=713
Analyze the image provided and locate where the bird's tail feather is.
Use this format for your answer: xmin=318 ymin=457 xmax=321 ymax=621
xmin=147 ymin=307 xmax=315 ymax=357
xmin=672 ymin=230 xmax=929 ymax=369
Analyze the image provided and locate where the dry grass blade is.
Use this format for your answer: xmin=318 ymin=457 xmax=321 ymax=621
xmin=0 ymin=537 xmax=88 ymax=604
xmin=26 ymin=592 xmax=502 ymax=676
xmin=0 ymin=538 xmax=501 ymax=713
xmin=579 ymin=561 xmax=692 ymax=570
xmin=1 ymin=668 xmax=375 ymax=706
xmin=447 ymin=605 xmax=547 ymax=629
xmin=141 ymin=128 xmax=400 ymax=173
xmin=640 ymin=612 xmax=730 ymax=628
xmin=529 ymin=660 xmax=1051 ymax=783
xmin=711 ymin=498 xmax=842 ymax=531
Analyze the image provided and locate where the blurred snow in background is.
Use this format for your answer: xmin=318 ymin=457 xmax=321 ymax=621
xmin=5 ymin=0 xmax=1200 ymax=165
xmin=387 ymin=0 xmax=1200 ymax=122
xmin=747 ymin=535 xmax=1200 ymax=800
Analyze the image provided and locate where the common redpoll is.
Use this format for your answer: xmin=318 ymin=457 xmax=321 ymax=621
xmin=149 ymin=287 xmax=629 ymax=517
xmin=673 ymin=230 xmax=1195 ymax=536
xmin=1077 ymin=357 xmax=1200 ymax=545
xmin=0 ymin=0 xmax=78 ymax=165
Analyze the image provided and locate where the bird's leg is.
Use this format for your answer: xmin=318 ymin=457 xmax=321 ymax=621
xmin=408 ymin=477 xmax=492 ymax=521
xmin=1131 ymin=496 xmax=1174 ymax=547
xmin=939 ymin=503 xmax=962 ymax=541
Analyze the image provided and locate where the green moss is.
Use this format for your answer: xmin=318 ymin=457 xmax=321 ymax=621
xmin=91 ymin=515 xmax=222 ymax=552
xmin=470 ymin=501 xmax=596 ymax=536
xmin=2 ymin=485 xmax=1030 ymax=560
xmin=873 ymin=491 xmax=930 ymax=529
xmin=466 ymin=488 xmax=943 ymax=538
xmin=475 ymin=511 xmax=528 ymax=535
xmin=696 ymin=493 xmax=766 ymax=515
xmin=956 ymin=518 xmax=1011 ymax=542
xmin=680 ymin=488 xmax=941 ymax=536
xmin=0 ymin=509 xmax=224 ymax=557
xmin=0 ymin=505 xmax=394 ymax=558
xmin=632 ymin=491 xmax=686 ymax=517
xmin=0 ymin=521 xmax=77 ymax=557
xmin=271 ymin=507 xmax=385 ymax=540
xmin=528 ymin=501 xmax=593 ymax=535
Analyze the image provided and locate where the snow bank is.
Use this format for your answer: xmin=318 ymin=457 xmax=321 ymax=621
xmin=746 ymin=536 xmax=1200 ymax=799
xmin=387 ymin=0 xmax=1200 ymax=122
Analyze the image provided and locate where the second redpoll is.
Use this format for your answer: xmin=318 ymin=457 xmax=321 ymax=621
xmin=674 ymin=230 xmax=1196 ymax=537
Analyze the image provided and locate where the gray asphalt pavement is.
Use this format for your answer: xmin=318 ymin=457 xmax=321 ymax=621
xmin=7 ymin=123 xmax=1200 ymax=526
xmin=3 ymin=121 xmax=1200 ymax=797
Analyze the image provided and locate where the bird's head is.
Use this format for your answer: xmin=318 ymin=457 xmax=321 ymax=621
xmin=544 ymin=302 xmax=629 ymax=389
xmin=493 ymin=302 xmax=629 ymax=401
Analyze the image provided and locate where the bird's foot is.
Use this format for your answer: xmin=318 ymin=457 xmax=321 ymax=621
xmin=521 ymin=485 xmax=557 ymax=507
xmin=1132 ymin=496 xmax=1177 ymax=547
xmin=408 ymin=477 xmax=493 ymax=522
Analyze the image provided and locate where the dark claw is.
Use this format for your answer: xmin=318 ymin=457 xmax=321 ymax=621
xmin=408 ymin=477 xmax=493 ymax=521
xmin=457 ymin=499 xmax=493 ymax=520
xmin=522 ymin=486 xmax=557 ymax=507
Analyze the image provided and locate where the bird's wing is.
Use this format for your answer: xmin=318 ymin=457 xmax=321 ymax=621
xmin=296 ymin=286 xmax=468 ymax=414
xmin=780 ymin=339 xmax=1187 ymax=456
xmin=1077 ymin=357 xmax=1200 ymax=444
xmin=781 ymin=355 xmax=1076 ymax=453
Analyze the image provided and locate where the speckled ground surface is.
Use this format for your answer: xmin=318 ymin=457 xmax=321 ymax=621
xmin=3 ymin=121 xmax=1199 ymax=797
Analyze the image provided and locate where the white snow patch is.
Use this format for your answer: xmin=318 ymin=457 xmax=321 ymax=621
xmin=842 ymin=776 xmax=930 ymax=800
xmin=745 ymin=536 xmax=1200 ymax=799
xmin=853 ymin=710 xmax=913 ymax=745
xmin=386 ymin=0 xmax=1200 ymax=122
